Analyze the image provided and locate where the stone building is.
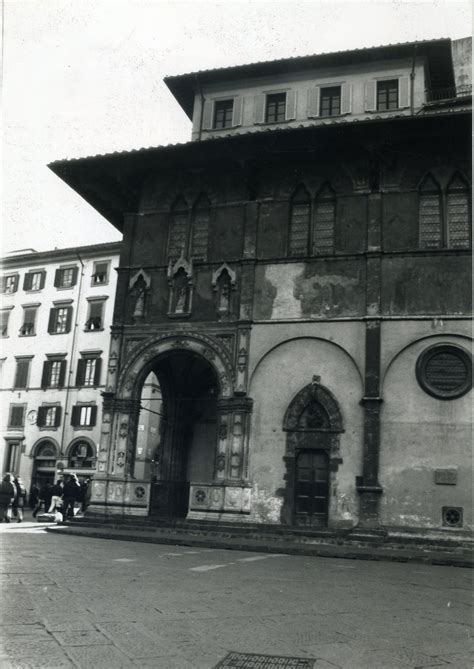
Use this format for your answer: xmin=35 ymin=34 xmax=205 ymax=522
xmin=49 ymin=38 xmax=471 ymax=534
xmin=0 ymin=243 xmax=121 ymax=493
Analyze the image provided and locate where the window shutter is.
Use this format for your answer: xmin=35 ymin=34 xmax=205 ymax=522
xmin=15 ymin=361 xmax=29 ymax=388
xmin=39 ymin=271 xmax=46 ymax=289
xmin=23 ymin=273 xmax=33 ymax=290
xmin=94 ymin=358 xmax=102 ymax=386
xmin=76 ymin=359 xmax=86 ymax=386
xmin=90 ymin=405 xmax=98 ymax=426
xmin=398 ymin=76 xmax=410 ymax=109
xmin=10 ymin=406 xmax=24 ymax=427
xmin=54 ymin=406 xmax=62 ymax=427
xmin=89 ymin=301 xmax=103 ymax=320
xmin=202 ymin=100 xmax=213 ymax=130
xmin=0 ymin=276 xmax=6 ymax=293
xmin=37 ymin=406 xmax=47 ymax=427
xmin=71 ymin=405 xmax=80 ymax=427
xmin=364 ymin=80 xmax=377 ymax=111
xmin=340 ymin=83 xmax=352 ymax=114
xmin=307 ymin=87 xmax=320 ymax=118
xmin=12 ymin=275 xmax=19 ymax=292
xmin=65 ymin=306 xmax=73 ymax=333
xmin=58 ymin=360 xmax=67 ymax=388
xmin=41 ymin=361 xmax=51 ymax=388
xmin=285 ymin=90 xmax=297 ymax=121
xmin=254 ymin=94 xmax=266 ymax=124
xmin=70 ymin=267 xmax=78 ymax=287
xmin=54 ymin=269 xmax=61 ymax=287
xmin=232 ymin=96 xmax=243 ymax=127
xmin=47 ymin=308 xmax=56 ymax=334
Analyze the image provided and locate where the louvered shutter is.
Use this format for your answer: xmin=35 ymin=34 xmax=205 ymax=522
xmin=90 ymin=405 xmax=98 ymax=426
xmin=23 ymin=273 xmax=33 ymax=290
xmin=41 ymin=361 xmax=51 ymax=388
xmin=202 ymin=100 xmax=213 ymax=130
xmin=70 ymin=267 xmax=78 ymax=287
xmin=39 ymin=271 xmax=46 ymax=289
xmin=340 ymin=83 xmax=352 ymax=114
xmin=94 ymin=358 xmax=102 ymax=386
xmin=47 ymin=308 xmax=56 ymax=333
xmin=232 ymin=96 xmax=243 ymax=126
xmin=37 ymin=406 xmax=47 ymax=427
xmin=398 ymin=76 xmax=410 ymax=109
xmin=54 ymin=269 xmax=61 ymax=287
xmin=0 ymin=276 xmax=6 ymax=293
xmin=10 ymin=406 xmax=24 ymax=427
xmin=58 ymin=360 xmax=66 ymax=388
xmin=14 ymin=360 xmax=29 ymax=389
xmin=65 ymin=306 xmax=73 ymax=333
xmin=71 ymin=405 xmax=80 ymax=427
xmin=54 ymin=406 xmax=62 ymax=427
xmin=12 ymin=275 xmax=19 ymax=292
xmin=364 ymin=80 xmax=377 ymax=111
xmin=254 ymin=94 xmax=266 ymax=124
xmin=76 ymin=359 xmax=86 ymax=386
xmin=307 ymin=87 xmax=320 ymax=118
xmin=285 ymin=90 xmax=297 ymax=121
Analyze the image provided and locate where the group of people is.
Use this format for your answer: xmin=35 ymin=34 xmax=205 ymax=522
xmin=0 ymin=473 xmax=92 ymax=523
xmin=0 ymin=474 xmax=27 ymax=523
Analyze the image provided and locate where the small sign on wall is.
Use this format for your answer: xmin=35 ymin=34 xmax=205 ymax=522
xmin=434 ymin=469 xmax=457 ymax=485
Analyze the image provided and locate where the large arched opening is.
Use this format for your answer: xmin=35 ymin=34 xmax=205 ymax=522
xmin=133 ymin=349 xmax=219 ymax=518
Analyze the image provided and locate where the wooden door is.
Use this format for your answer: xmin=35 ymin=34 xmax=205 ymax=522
xmin=295 ymin=450 xmax=329 ymax=527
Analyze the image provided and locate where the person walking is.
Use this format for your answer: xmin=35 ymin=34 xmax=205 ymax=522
xmin=32 ymin=481 xmax=52 ymax=518
xmin=0 ymin=474 xmax=16 ymax=523
xmin=29 ymin=484 xmax=39 ymax=510
xmin=62 ymin=474 xmax=81 ymax=520
xmin=48 ymin=480 xmax=64 ymax=513
xmin=12 ymin=476 xmax=27 ymax=523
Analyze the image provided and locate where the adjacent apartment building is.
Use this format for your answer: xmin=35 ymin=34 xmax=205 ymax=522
xmin=0 ymin=243 xmax=121 ymax=493
xmin=48 ymin=38 xmax=471 ymax=536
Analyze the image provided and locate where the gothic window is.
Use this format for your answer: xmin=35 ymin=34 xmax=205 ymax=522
xmin=313 ymin=184 xmax=335 ymax=254
xmin=419 ymin=175 xmax=442 ymax=249
xmin=191 ymin=195 xmax=211 ymax=261
xmin=167 ymin=196 xmax=189 ymax=262
xmin=446 ymin=174 xmax=470 ymax=249
xmin=289 ymin=186 xmax=310 ymax=257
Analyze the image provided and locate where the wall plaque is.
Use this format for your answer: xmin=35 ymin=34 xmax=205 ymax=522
xmin=434 ymin=469 xmax=457 ymax=485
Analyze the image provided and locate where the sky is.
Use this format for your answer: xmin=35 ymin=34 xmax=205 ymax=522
xmin=2 ymin=0 xmax=472 ymax=255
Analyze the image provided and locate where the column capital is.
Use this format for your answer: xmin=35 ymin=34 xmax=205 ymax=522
xmin=217 ymin=396 xmax=254 ymax=413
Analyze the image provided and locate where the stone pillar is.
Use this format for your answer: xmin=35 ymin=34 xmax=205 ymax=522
xmin=215 ymin=397 xmax=253 ymax=482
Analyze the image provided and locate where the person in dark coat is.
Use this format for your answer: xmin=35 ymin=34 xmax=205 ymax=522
xmin=12 ymin=477 xmax=27 ymax=522
xmin=29 ymin=484 xmax=39 ymax=510
xmin=62 ymin=474 xmax=81 ymax=520
xmin=0 ymin=473 xmax=15 ymax=523
xmin=32 ymin=481 xmax=53 ymax=518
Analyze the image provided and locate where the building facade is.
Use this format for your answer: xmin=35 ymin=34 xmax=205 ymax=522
xmin=0 ymin=243 xmax=121 ymax=494
xmin=49 ymin=38 xmax=471 ymax=534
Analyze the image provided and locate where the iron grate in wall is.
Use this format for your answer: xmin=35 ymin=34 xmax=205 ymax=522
xmin=214 ymin=652 xmax=315 ymax=668
xmin=442 ymin=506 xmax=463 ymax=528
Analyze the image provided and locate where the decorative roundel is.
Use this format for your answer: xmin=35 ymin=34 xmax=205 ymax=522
xmin=416 ymin=344 xmax=472 ymax=400
xmin=194 ymin=488 xmax=207 ymax=503
xmin=134 ymin=486 xmax=146 ymax=499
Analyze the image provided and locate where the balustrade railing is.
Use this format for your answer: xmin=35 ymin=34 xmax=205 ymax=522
xmin=426 ymin=84 xmax=472 ymax=103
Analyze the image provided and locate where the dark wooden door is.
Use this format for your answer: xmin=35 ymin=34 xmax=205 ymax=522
xmin=295 ymin=450 xmax=329 ymax=527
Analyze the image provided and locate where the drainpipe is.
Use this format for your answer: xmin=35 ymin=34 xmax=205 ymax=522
xmin=194 ymin=74 xmax=204 ymax=141
xmin=59 ymin=253 xmax=84 ymax=465
xmin=410 ymin=44 xmax=417 ymax=115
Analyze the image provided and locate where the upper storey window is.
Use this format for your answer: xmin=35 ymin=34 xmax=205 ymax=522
xmin=1 ymin=274 xmax=19 ymax=294
xmin=202 ymin=97 xmax=243 ymax=131
xmin=288 ymin=184 xmax=336 ymax=257
xmin=419 ymin=173 xmax=470 ymax=250
xmin=24 ymin=270 xmax=46 ymax=292
xmin=308 ymin=84 xmax=351 ymax=118
xmin=55 ymin=266 xmax=78 ymax=289
xmin=365 ymin=77 xmax=410 ymax=112
xmin=214 ymin=100 xmax=234 ymax=129
xmin=377 ymin=80 xmax=398 ymax=110
xmin=320 ymin=87 xmax=341 ymax=117
xmin=266 ymin=93 xmax=286 ymax=123
xmin=167 ymin=195 xmax=211 ymax=263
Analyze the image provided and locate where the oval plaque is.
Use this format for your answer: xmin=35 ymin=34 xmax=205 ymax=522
xmin=416 ymin=344 xmax=472 ymax=400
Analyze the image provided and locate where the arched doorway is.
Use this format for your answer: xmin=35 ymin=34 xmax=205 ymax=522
xmin=32 ymin=439 xmax=58 ymax=489
xmin=134 ymin=349 xmax=219 ymax=518
xmin=282 ymin=379 xmax=344 ymax=527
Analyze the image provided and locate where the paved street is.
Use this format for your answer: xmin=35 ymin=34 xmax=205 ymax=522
xmin=0 ymin=518 xmax=472 ymax=669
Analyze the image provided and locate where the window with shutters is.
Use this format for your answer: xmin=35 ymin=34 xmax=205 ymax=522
xmin=20 ymin=306 xmax=38 ymax=336
xmin=14 ymin=358 xmax=32 ymax=389
xmin=377 ymin=79 xmax=398 ymax=110
xmin=266 ymin=93 xmax=287 ymax=123
xmin=41 ymin=356 xmax=67 ymax=389
xmin=191 ymin=195 xmax=210 ymax=261
xmin=0 ymin=310 xmax=10 ymax=337
xmin=92 ymin=261 xmax=109 ymax=285
xmin=48 ymin=305 xmax=72 ymax=334
xmin=8 ymin=404 xmax=26 ymax=428
xmin=71 ymin=404 xmax=97 ymax=428
xmin=168 ymin=197 xmax=189 ymax=261
xmin=320 ymin=86 xmax=341 ymax=117
xmin=1 ymin=274 xmax=19 ymax=294
xmin=24 ymin=271 xmax=45 ymax=292
xmin=55 ymin=266 xmax=78 ymax=289
xmin=37 ymin=405 xmax=62 ymax=428
xmin=214 ymin=99 xmax=234 ymax=129
xmin=419 ymin=172 xmax=470 ymax=250
xmin=85 ymin=300 xmax=105 ymax=331
xmin=313 ymin=184 xmax=336 ymax=254
xmin=76 ymin=354 xmax=102 ymax=387
xmin=289 ymin=186 xmax=311 ymax=256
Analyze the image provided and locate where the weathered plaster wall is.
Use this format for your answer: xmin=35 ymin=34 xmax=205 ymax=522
xmin=248 ymin=334 xmax=364 ymax=526
xmin=379 ymin=332 xmax=472 ymax=530
xmin=451 ymin=37 xmax=472 ymax=89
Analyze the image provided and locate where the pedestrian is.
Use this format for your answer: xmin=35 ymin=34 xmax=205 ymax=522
xmin=12 ymin=476 xmax=27 ymax=523
xmin=29 ymin=484 xmax=39 ymax=510
xmin=48 ymin=480 xmax=64 ymax=513
xmin=0 ymin=473 xmax=15 ymax=523
xmin=62 ymin=474 xmax=81 ymax=520
xmin=80 ymin=478 xmax=91 ymax=513
xmin=32 ymin=481 xmax=52 ymax=518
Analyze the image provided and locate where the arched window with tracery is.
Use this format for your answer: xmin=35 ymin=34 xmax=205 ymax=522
xmin=313 ymin=183 xmax=336 ymax=254
xmin=289 ymin=186 xmax=311 ymax=257
xmin=419 ymin=174 xmax=442 ymax=249
xmin=191 ymin=194 xmax=211 ymax=261
xmin=167 ymin=196 xmax=189 ymax=262
xmin=446 ymin=173 xmax=470 ymax=249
